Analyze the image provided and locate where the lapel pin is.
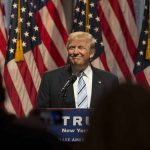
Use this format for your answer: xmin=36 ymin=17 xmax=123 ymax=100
xmin=98 ymin=81 xmax=102 ymax=84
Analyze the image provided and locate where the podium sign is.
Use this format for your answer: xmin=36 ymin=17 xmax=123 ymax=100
xmin=42 ymin=108 xmax=94 ymax=142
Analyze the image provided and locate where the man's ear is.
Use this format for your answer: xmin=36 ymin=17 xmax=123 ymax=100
xmin=89 ymin=53 xmax=94 ymax=62
xmin=90 ymin=54 xmax=93 ymax=58
xmin=90 ymin=51 xmax=94 ymax=59
xmin=89 ymin=48 xmax=96 ymax=61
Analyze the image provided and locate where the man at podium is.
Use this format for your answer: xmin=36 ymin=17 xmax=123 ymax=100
xmin=37 ymin=31 xmax=119 ymax=108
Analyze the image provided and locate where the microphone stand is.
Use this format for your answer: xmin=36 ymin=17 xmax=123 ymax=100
xmin=61 ymin=89 xmax=67 ymax=101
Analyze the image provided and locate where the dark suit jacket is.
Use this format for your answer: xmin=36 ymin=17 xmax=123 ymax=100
xmin=37 ymin=65 xmax=119 ymax=108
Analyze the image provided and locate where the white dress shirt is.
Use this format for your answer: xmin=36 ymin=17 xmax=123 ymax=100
xmin=73 ymin=65 xmax=93 ymax=108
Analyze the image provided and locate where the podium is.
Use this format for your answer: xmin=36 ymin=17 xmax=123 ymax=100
xmin=40 ymin=108 xmax=94 ymax=142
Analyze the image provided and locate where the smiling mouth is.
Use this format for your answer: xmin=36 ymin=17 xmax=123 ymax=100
xmin=70 ymin=55 xmax=81 ymax=59
xmin=71 ymin=57 xmax=81 ymax=60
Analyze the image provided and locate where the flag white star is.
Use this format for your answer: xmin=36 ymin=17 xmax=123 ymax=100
xmin=22 ymin=42 xmax=26 ymax=47
xmin=144 ymin=30 xmax=148 ymax=34
xmin=100 ymin=42 xmax=104 ymax=47
xmin=11 ymin=14 xmax=15 ymax=18
xmin=12 ymin=38 xmax=17 ymax=43
xmin=142 ymin=40 xmax=146 ymax=45
xmin=145 ymin=6 xmax=148 ymax=10
xmin=34 ymin=26 xmax=38 ymax=31
xmin=30 ymin=2 xmax=33 ymax=6
xmin=78 ymin=21 xmax=83 ymax=27
xmin=137 ymin=61 xmax=141 ymax=66
xmin=9 ymin=48 xmax=14 ymax=53
xmin=29 ymin=11 xmax=33 ymax=17
xmin=21 ymin=7 xmax=26 ymax=13
xmin=75 ymin=7 xmax=80 ymax=12
xmin=90 ymin=2 xmax=94 ymax=8
xmin=83 ymin=0 xmax=86 ymax=4
xmin=74 ymin=19 xmax=77 ymax=23
xmin=24 ymin=31 xmax=29 ymax=37
xmin=15 ymin=28 xmax=19 ymax=33
xmin=81 ymin=10 xmax=85 ymax=15
xmin=95 ymin=16 xmax=100 ymax=22
xmin=13 ymin=3 xmax=17 ymax=9
xmin=32 ymin=36 xmax=36 ymax=41
xmin=88 ymin=13 xmax=93 ymax=19
xmin=20 ymin=18 xmax=23 ymax=23
xmin=27 ymin=22 xmax=31 ymax=27
xmin=94 ymin=27 xmax=99 ymax=32
xmin=94 ymin=39 xmax=97 ymax=43
xmin=139 ymin=51 xmax=144 ymax=56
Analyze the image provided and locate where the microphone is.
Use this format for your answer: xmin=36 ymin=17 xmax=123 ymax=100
xmin=60 ymin=74 xmax=77 ymax=94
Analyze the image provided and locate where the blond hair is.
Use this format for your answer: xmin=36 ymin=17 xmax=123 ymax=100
xmin=66 ymin=31 xmax=96 ymax=54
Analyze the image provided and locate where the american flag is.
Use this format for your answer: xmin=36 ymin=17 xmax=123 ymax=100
xmin=73 ymin=0 xmax=150 ymax=87
xmin=134 ymin=0 xmax=150 ymax=74
xmin=1 ymin=0 xmax=68 ymax=117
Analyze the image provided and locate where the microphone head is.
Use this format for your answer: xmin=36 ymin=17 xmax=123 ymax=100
xmin=59 ymin=74 xmax=77 ymax=95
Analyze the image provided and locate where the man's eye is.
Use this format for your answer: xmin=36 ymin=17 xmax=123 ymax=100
xmin=69 ymin=46 xmax=75 ymax=50
xmin=78 ymin=46 xmax=86 ymax=50
xmin=68 ymin=46 xmax=87 ymax=50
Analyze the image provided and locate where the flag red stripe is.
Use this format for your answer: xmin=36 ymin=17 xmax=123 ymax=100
xmin=4 ymin=67 xmax=25 ymax=117
xmin=109 ymin=0 xmax=136 ymax=61
xmin=99 ymin=5 xmax=132 ymax=80
xmin=127 ymin=0 xmax=136 ymax=20
xmin=17 ymin=62 xmax=37 ymax=106
xmin=135 ymin=72 xmax=149 ymax=88
xmin=1 ymin=3 xmax=5 ymax=16
xmin=47 ymin=1 xmax=68 ymax=44
xmin=36 ymin=12 xmax=65 ymax=67
xmin=99 ymin=53 xmax=110 ymax=71
xmin=32 ymin=46 xmax=47 ymax=78
xmin=0 ymin=29 xmax=6 ymax=56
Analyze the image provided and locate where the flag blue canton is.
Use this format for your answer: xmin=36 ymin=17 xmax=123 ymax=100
xmin=72 ymin=0 xmax=104 ymax=60
xmin=33 ymin=0 xmax=49 ymax=12
xmin=5 ymin=0 xmax=46 ymax=63
xmin=133 ymin=0 xmax=150 ymax=74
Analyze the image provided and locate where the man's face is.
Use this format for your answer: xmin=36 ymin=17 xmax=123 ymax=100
xmin=67 ymin=38 xmax=93 ymax=67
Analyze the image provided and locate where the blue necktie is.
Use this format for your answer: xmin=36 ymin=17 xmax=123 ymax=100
xmin=77 ymin=73 xmax=88 ymax=108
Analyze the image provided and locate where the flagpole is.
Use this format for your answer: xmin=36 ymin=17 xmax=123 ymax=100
xmin=146 ymin=0 xmax=150 ymax=60
xmin=85 ymin=0 xmax=89 ymax=32
xmin=15 ymin=0 xmax=24 ymax=62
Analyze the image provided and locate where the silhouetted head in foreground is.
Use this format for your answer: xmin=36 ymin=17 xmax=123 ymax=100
xmin=77 ymin=82 xmax=150 ymax=150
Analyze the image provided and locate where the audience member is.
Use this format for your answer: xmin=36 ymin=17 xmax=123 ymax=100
xmin=75 ymin=82 xmax=150 ymax=150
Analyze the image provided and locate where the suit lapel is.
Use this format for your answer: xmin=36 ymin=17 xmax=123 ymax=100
xmin=90 ymin=69 xmax=104 ymax=108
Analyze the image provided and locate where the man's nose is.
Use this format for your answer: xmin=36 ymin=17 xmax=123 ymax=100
xmin=73 ymin=47 xmax=79 ymax=53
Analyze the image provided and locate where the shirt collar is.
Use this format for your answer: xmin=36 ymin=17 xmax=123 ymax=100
xmin=83 ymin=65 xmax=92 ymax=78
